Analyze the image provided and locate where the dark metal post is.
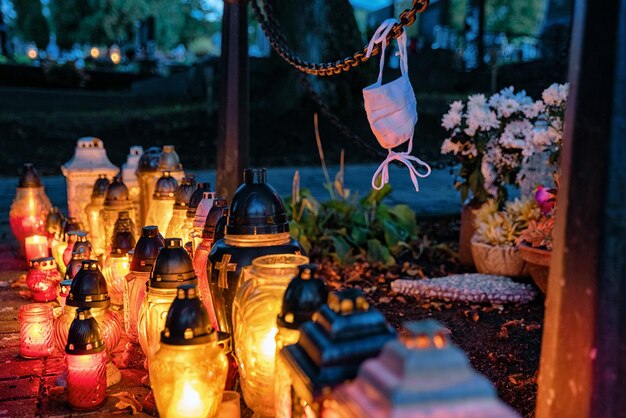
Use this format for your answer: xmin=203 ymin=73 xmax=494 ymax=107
xmin=536 ymin=0 xmax=626 ymax=416
xmin=216 ymin=0 xmax=249 ymax=202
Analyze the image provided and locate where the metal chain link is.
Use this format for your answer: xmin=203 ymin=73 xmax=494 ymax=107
xmin=251 ymin=0 xmax=429 ymax=77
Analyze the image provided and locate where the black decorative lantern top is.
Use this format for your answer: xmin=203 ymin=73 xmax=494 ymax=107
xmin=45 ymin=207 xmax=65 ymax=236
xmin=186 ymin=182 xmax=212 ymax=218
xmin=174 ymin=175 xmax=197 ymax=209
xmin=111 ymin=229 xmax=136 ymax=256
xmin=227 ymin=168 xmax=289 ymax=235
xmin=91 ymin=175 xmax=110 ymax=198
xmin=282 ymin=289 xmax=396 ymax=399
xmin=278 ymin=264 xmax=328 ymax=330
xmin=153 ymin=172 xmax=178 ymax=200
xmin=161 ymin=284 xmax=217 ymax=345
xmin=18 ymin=163 xmax=43 ymax=188
xmin=72 ymin=231 xmax=92 ymax=255
xmin=67 ymin=260 xmax=110 ymax=309
xmin=65 ymin=307 xmax=106 ymax=355
xmin=150 ymin=238 xmax=197 ymax=289
xmin=113 ymin=211 xmax=135 ymax=235
xmin=64 ymin=217 xmax=83 ymax=235
xmin=136 ymin=146 xmax=162 ymax=174
xmin=202 ymin=199 xmax=228 ymax=239
xmin=130 ymin=226 xmax=165 ymax=272
xmin=157 ymin=145 xmax=183 ymax=172
xmin=105 ymin=176 xmax=131 ymax=206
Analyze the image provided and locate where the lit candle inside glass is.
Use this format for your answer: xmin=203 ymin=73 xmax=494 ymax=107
xmin=66 ymin=351 xmax=107 ymax=409
xmin=19 ymin=304 xmax=54 ymax=358
xmin=25 ymin=235 xmax=48 ymax=262
xmin=26 ymin=257 xmax=62 ymax=302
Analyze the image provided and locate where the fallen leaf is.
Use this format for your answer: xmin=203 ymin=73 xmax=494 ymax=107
xmin=395 ymin=296 xmax=407 ymax=304
xmin=498 ymin=327 xmax=510 ymax=340
xmin=378 ymin=296 xmax=392 ymax=304
xmin=525 ymin=322 xmax=541 ymax=331
xmin=111 ymin=391 xmax=143 ymax=414
xmin=508 ymin=375 xmax=518 ymax=385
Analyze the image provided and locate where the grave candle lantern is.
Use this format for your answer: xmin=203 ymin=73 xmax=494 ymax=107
xmin=65 ymin=246 xmax=88 ymax=282
xmin=103 ymin=226 xmax=135 ymax=308
xmin=61 ymin=137 xmax=118 ymax=227
xmin=101 ymin=176 xmax=136 ymax=252
xmin=59 ymin=279 xmax=73 ymax=308
xmin=45 ymin=207 xmax=65 ymax=254
xmin=63 ymin=231 xmax=92 ymax=269
xmin=10 ymin=163 xmax=52 ymax=253
xmin=138 ymin=238 xmax=197 ymax=362
xmin=281 ymin=289 xmax=396 ymax=417
xmin=190 ymin=191 xmax=216 ymax=250
xmin=274 ymin=264 xmax=328 ymax=418
xmin=54 ymin=260 xmax=123 ymax=386
xmin=65 ymin=307 xmax=108 ymax=410
xmin=52 ymin=218 xmax=83 ymax=276
xmin=150 ymin=284 xmax=228 ymax=418
xmin=232 ymin=254 xmax=309 ymax=417
xmin=166 ymin=175 xmax=196 ymax=238
xmin=208 ymin=168 xmax=303 ymax=335
xmin=136 ymin=146 xmax=162 ymax=227
xmin=145 ymin=172 xmax=178 ymax=234
xmin=329 ymin=320 xmax=519 ymax=418
xmin=26 ymin=257 xmax=62 ymax=302
xmin=194 ymin=198 xmax=227 ymax=321
xmin=24 ymin=235 xmax=49 ymax=262
xmin=122 ymin=226 xmax=164 ymax=367
xmin=182 ymin=182 xmax=212 ymax=249
xmin=19 ymin=303 xmax=54 ymax=358
xmin=121 ymin=146 xmax=143 ymax=224
xmin=84 ymin=175 xmax=110 ymax=256
xmin=157 ymin=145 xmax=185 ymax=184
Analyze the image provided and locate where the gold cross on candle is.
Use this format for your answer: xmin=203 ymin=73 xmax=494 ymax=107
xmin=215 ymin=254 xmax=237 ymax=289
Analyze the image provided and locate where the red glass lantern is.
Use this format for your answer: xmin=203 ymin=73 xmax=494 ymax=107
xmin=26 ymin=257 xmax=62 ymax=302
xmin=65 ymin=307 xmax=108 ymax=410
xmin=10 ymin=163 xmax=52 ymax=254
xmin=24 ymin=234 xmax=48 ymax=262
xmin=19 ymin=303 xmax=54 ymax=358
xmin=122 ymin=226 xmax=164 ymax=368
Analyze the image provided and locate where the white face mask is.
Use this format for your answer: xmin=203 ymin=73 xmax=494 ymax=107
xmin=363 ymin=19 xmax=431 ymax=192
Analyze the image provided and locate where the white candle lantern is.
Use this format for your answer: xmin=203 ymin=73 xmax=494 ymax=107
xmin=145 ymin=172 xmax=178 ymax=234
xmin=61 ymin=137 xmax=118 ymax=227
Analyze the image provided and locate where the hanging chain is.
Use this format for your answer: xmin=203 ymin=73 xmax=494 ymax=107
xmin=251 ymin=0 xmax=429 ymax=77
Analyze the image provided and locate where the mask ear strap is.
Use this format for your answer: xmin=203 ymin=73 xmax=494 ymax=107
xmin=371 ymin=137 xmax=431 ymax=192
xmin=366 ymin=18 xmax=400 ymax=85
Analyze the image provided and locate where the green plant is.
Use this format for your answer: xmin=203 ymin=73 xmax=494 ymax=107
xmin=285 ymin=114 xmax=419 ymax=265
xmin=473 ymin=197 xmax=540 ymax=246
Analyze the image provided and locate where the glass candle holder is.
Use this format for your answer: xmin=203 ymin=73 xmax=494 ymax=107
xmin=25 ymin=235 xmax=49 ymax=262
xmin=150 ymin=284 xmax=227 ymax=418
xmin=103 ymin=254 xmax=130 ymax=308
xmin=145 ymin=171 xmax=177 ymax=234
xmin=26 ymin=257 xmax=62 ymax=302
xmin=59 ymin=279 xmax=73 ymax=308
xmin=166 ymin=175 xmax=196 ymax=239
xmin=101 ymin=177 xmax=136 ymax=252
xmin=65 ymin=307 xmax=108 ymax=410
xmin=84 ymin=175 xmax=109 ymax=256
xmin=19 ymin=304 xmax=54 ymax=358
xmin=233 ymin=254 xmax=309 ymax=417
xmin=218 ymin=391 xmax=241 ymax=418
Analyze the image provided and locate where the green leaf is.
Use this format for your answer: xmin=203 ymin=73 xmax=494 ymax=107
xmin=363 ymin=183 xmax=392 ymax=206
xmin=330 ymin=235 xmax=351 ymax=263
xmin=388 ymin=204 xmax=418 ymax=236
xmin=367 ymin=239 xmax=395 ymax=265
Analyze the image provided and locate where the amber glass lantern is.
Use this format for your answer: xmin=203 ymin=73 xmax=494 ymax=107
xmin=145 ymin=172 xmax=178 ymax=233
xmin=61 ymin=137 xmax=118 ymax=227
xmin=45 ymin=207 xmax=65 ymax=256
xmin=122 ymin=226 xmax=164 ymax=368
xmin=190 ymin=191 xmax=216 ymax=250
xmin=54 ymin=260 xmax=123 ymax=386
xmin=121 ymin=146 xmax=143 ymax=221
xmin=101 ymin=176 xmax=136 ymax=252
xmin=208 ymin=169 xmax=303 ymax=335
xmin=281 ymin=289 xmax=395 ymax=417
xmin=329 ymin=320 xmax=519 ymax=418
xmin=193 ymin=198 xmax=227 ymax=321
xmin=84 ymin=175 xmax=110 ymax=255
xmin=231 ymin=254 xmax=308 ymax=416
xmin=65 ymin=307 xmax=108 ymax=410
xmin=136 ymin=146 xmax=162 ymax=227
xmin=274 ymin=264 xmax=328 ymax=418
xmin=138 ymin=238 xmax=197 ymax=363
xmin=150 ymin=284 xmax=228 ymax=418
xmin=103 ymin=227 xmax=135 ymax=308
xmin=19 ymin=303 xmax=54 ymax=358
xmin=26 ymin=257 xmax=62 ymax=302
xmin=10 ymin=163 xmax=52 ymax=254
xmin=182 ymin=182 xmax=212 ymax=247
xmin=166 ymin=175 xmax=196 ymax=238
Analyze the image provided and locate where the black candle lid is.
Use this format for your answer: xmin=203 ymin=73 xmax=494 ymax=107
xmin=174 ymin=175 xmax=197 ymax=209
xmin=66 ymin=307 xmax=106 ymax=355
xmin=105 ymin=176 xmax=130 ymax=205
xmin=277 ymin=264 xmax=328 ymax=330
xmin=161 ymin=284 xmax=217 ymax=345
xmin=149 ymin=238 xmax=197 ymax=288
xmin=130 ymin=226 xmax=165 ymax=272
xmin=67 ymin=260 xmax=110 ymax=308
xmin=201 ymin=198 xmax=228 ymax=239
xmin=227 ymin=168 xmax=290 ymax=235
xmin=136 ymin=146 xmax=162 ymax=173
xmin=64 ymin=218 xmax=83 ymax=235
xmin=157 ymin=145 xmax=183 ymax=172
xmin=153 ymin=171 xmax=178 ymax=200
xmin=111 ymin=229 xmax=136 ymax=256
xmin=91 ymin=175 xmax=110 ymax=198
xmin=186 ymin=182 xmax=212 ymax=218
xmin=18 ymin=163 xmax=43 ymax=188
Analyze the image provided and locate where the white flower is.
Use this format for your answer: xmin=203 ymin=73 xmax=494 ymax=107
xmin=499 ymin=98 xmax=520 ymax=118
xmin=480 ymin=158 xmax=498 ymax=197
xmin=467 ymin=94 xmax=487 ymax=110
xmin=450 ymin=100 xmax=464 ymax=113
xmin=500 ymin=119 xmax=534 ymax=151
xmin=542 ymin=83 xmax=569 ymax=106
xmin=441 ymin=138 xmax=462 ymax=155
xmin=522 ymin=100 xmax=545 ymax=119
xmin=442 ymin=110 xmax=462 ymax=130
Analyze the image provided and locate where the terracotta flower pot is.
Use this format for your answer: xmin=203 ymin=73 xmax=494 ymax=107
xmin=459 ymin=200 xmax=484 ymax=268
xmin=470 ymin=238 xmax=527 ymax=277
xmin=519 ymin=243 xmax=551 ymax=294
